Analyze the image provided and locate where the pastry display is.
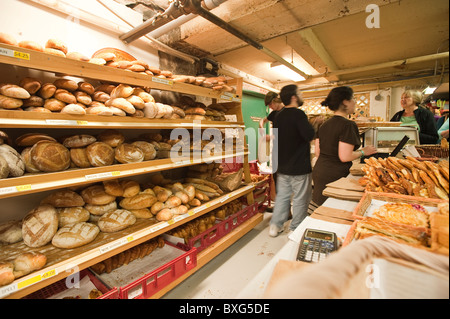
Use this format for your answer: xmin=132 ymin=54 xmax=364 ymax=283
xmin=372 ymin=202 xmax=429 ymax=228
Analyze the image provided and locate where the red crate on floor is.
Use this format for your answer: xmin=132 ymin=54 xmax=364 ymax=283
xmin=218 ymin=202 xmax=259 ymax=234
xmin=23 ymin=269 xmax=119 ymax=299
xmin=118 ymin=242 xmax=197 ymax=299
xmin=186 ymin=221 xmax=224 ymax=253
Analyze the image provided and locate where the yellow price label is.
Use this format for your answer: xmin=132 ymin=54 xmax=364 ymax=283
xmin=188 ymin=210 xmax=194 ymax=216
xmin=17 ymin=269 xmax=56 ymax=289
xmin=13 ymin=50 xmax=30 ymax=60
xmin=167 ymin=219 xmax=174 ymax=225
xmin=76 ymin=120 xmax=88 ymax=125
xmin=16 ymin=184 xmax=32 ymax=192
xmin=111 ymin=171 xmax=121 ymax=176
xmin=127 ymin=236 xmax=134 ymax=242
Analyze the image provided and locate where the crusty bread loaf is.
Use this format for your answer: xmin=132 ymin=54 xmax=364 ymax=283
xmin=12 ymin=252 xmax=47 ymax=278
xmin=0 ymin=32 xmax=18 ymax=46
xmin=54 ymin=79 xmax=78 ymax=92
xmin=54 ymin=88 xmax=77 ymax=104
xmin=133 ymin=88 xmax=155 ymax=103
xmin=22 ymin=95 xmax=44 ymax=107
xmin=40 ymin=189 xmax=85 ymax=207
xmin=52 ymin=222 xmax=99 ymax=249
xmin=109 ymin=106 xmax=126 ymax=117
xmin=22 ymin=204 xmax=59 ymax=248
xmin=0 ymin=262 xmax=15 ymax=286
xmin=103 ymin=179 xmax=124 ymax=197
xmin=0 ymin=220 xmax=23 ymax=244
xmin=131 ymin=141 xmax=156 ymax=161
xmin=38 ymin=83 xmax=56 ymax=99
xmin=44 ymin=98 xmax=66 ymax=111
xmin=0 ymin=83 xmax=30 ymax=99
xmin=86 ymin=104 xmax=113 ymax=116
xmin=110 ymin=84 xmax=134 ymax=99
xmin=95 ymin=84 xmax=115 ymax=94
xmin=81 ymin=184 xmax=116 ymax=205
xmin=129 ymin=208 xmax=153 ymax=219
xmin=21 ymin=147 xmax=40 ymax=173
xmin=119 ymin=193 xmax=157 ymax=210
xmin=18 ymin=40 xmax=43 ymax=52
xmin=19 ymin=77 xmax=42 ymax=95
xmin=73 ymin=90 xmax=92 ymax=105
xmin=0 ymin=94 xmax=23 ymax=109
xmin=70 ymin=147 xmax=91 ymax=168
xmin=77 ymin=82 xmax=95 ymax=95
xmin=86 ymin=142 xmax=115 ymax=167
xmin=120 ymin=180 xmax=140 ymax=197
xmin=16 ymin=133 xmax=56 ymax=147
xmin=114 ymin=143 xmax=144 ymax=164
xmin=126 ymin=95 xmax=145 ymax=109
xmin=57 ymin=206 xmax=90 ymax=227
xmin=45 ymin=38 xmax=68 ymax=54
xmin=96 ymin=129 xmax=125 ymax=147
xmin=30 ymin=141 xmax=70 ymax=172
xmin=44 ymin=48 xmax=66 ymax=57
xmin=0 ymin=155 xmax=9 ymax=178
xmin=106 ymin=98 xmax=136 ymax=114
xmin=85 ymin=201 xmax=117 ymax=216
xmin=0 ymin=144 xmax=25 ymax=177
xmin=60 ymin=103 xmax=86 ymax=115
xmin=63 ymin=134 xmax=96 ymax=148
xmin=98 ymin=209 xmax=136 ymax=233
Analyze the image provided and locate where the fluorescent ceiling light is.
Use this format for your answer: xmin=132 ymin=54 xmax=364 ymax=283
xmin=424 ymin=86 xmax=437 ymax=94
xmin=270 ymin=62 xmax=306 ymax=82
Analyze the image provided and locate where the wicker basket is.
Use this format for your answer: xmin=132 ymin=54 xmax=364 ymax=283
xmin=415 ymin=145 xmax=449 ymax=158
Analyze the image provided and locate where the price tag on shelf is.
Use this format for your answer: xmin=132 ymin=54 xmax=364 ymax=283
xmin=152 ymin=77 xmax=173 ymax=86
xmin=85 ymin=171 xmax=120 ymax=181
xmin=0 ymin=47 xmax=30 ymax=60
xmin=17 ymin=269 xmax=58 ymax=290
xmin=0 ymin=184 xmax=32 ymax=195
xmin=99 ymin=236 xmax=133 ymax=254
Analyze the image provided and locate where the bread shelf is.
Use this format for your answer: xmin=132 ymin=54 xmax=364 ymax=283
xmin=0 ymin=151 xmax=249 ymax=200
xmin=0 ymin=184 xmax=255 ymax=299
xmin=0 ymin=43 xmax=239 ymax=100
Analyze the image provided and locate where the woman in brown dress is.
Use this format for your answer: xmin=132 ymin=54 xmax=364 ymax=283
xmin=312 ymin=86 xmax=377 ymax=206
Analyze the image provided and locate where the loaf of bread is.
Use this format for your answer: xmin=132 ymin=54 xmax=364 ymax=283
xmin=0 ymin=220 xmax=22 ymax=244
xmin=52 ymin=222 xmax=100 ymax=249
xmin=95 ymin=84 xmax=115 ymax=94
xmin=44 ymin=48 xmax=66 ymax=57
xmin=22 ymin=95 xmax=44 ymax=107
xmin=30 ymin=141 xmax=70 ymax=172
xmin=0 ymin=262 xmax=15 ymax=287
xmin=0 ymin=155 xmax=9 ymax=178
xmin=81 ymin=184 xmax=116 ymax=205
xmin=97 ymin=129 xmax=125 ymax=147
xmin=63 ymin=135 xmax=96 ymax=148
xmin=86 ymin=142 xmax=115 ymax=167
xmin=77 ymin=82 xmax=95 ymax=95
xmin=57 ymin=206 xmax=90 ymax=227
xmin=66 ymin=52 xmax=90 ymax=61
xmin=110 ymin=84 xmax=134 ymax=99
xmin=60 ymin=103 xmax=86 ymax=115
xmin=19 ymin=77 xmax=42 ymax=95
xmin=106 ymin=98 xmax=136 ymax=114
xmin=86 ymin=104 xmax=113 ymax=116
xmin=70 ymin=147 xmax=91 ymax=168
xmin=85 ymin=201 xmax=117 ymax=216
xmin=44 ymin=98 xmax=66 ymax=111
xmin=54 ymin=79 xmax=78 ymax=92
xmin=98 ymin=209 xmax=136 ymax=233
xmin=119 ymin=193 xmax=157 ymax=210
xmin=133 ymin=88 xmax=154 ymax=103
xmin=0 ymin=144 xmax=25 ymax=177
xmin=73 ymin=90 xmax=92 ymax=105
xmin=120 ymin=180 xmax=140 ymax=197
xmin=103 ymin=179 xmax=124 ymax=197
xmin=18 ymin=40 xmax=43 ymax=52
xmin=22 ymin=204 xmax=59 ymax=248
xmin=12 ymin=252 xmax=47 ymax=278
xmin=131 ymin=141 xmax=156 ymax=160
xmin=45 ymin=39 xmax=68 ymax=54
xmin=129 ymin=208 xmax=153 ymax=219
xmin=38 ymin=83 xmax=56 ymax=99
xmin=40 ymin=189 xmax=85 ymax=207
xmin=54 ymin=89 xmax=77 ymax=104
xmin=126 ymin=95 xmax=145 ymax=109
xmin=16 ymin=133 xmax=56 ymax=147
xmin=0 ymin=94 xmax=23 ymax=109
xmin=21 ymin=147 xmax=39 ymax=173
xmin=114 ymin=143 xmax=144 ymax=164
xmin=0 ymin=32 xmax=17 ymax=46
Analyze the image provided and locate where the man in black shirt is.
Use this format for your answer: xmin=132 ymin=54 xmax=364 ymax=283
xmin=269 ymin=84 xmax=315 ymax=237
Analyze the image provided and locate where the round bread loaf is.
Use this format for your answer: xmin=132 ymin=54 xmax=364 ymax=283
xmin=70 ymin=147 xmax=91 ymax=168
xmin=30 ymin=141 xmax=70 ymax=172
xmin=86 ymin=142 xmax=115 ymax=167
xmin=119 ymin=193 xmax=157 ymax=210
xmin=0 ymin=32 xmax=18 ymax=46
xmin=81 ymin=184 xmax=116 ymax=205
xmin=52 ymin=222 xmax=100 ymax=249
xmin=97 ymin=129 xmax=125 ymax=147
xmin=114 ymin=143 xmax=144 ymax=164
xmin=0 ymin=155 xmax=9 ymax=178
xmin=16 ymin=133 xmax=56 ymax=147
xmin=45 ymin=38 xmax=68 ymax=54
xmin=22 ymin=204 xmax=58 ymax=248
xmin=18 ymin=40 xmax=43 ymax=52
xmin=57 ymin=207 xmax=90 ymax=227
xmin=131 ymin=141 xmax=156 ymax=161
xmin=61 ymin=103 xmax=86 ymax=115
xmin=98 ymin=209 xmax=136 ymax=233
xmin=103 ymin=179 xmax=124 ymax=197
xmin=20 ymin=147 xmax=39 ymax=173
xmin=0 ymin=144 xmax=25 ymax=177
xmin=85 ymin=201 xmax=117 ymax=216
xmin=40 ymin=189 xmax=85 ymax=207
xmin=120 ymin=180 xmax=140 ymax=197
xmin=63 ymin=134 xmax=96 ymax=148
xmin=0 ymin=220 xmax=23 ymax=244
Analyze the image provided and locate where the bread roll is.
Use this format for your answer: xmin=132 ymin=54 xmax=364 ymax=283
xmin=126 ymin=95 xmax=145 ymax=109
xmin=109 ymin=106 xmax=126 ymax=117
xmin=77 ymin=82 xmax=95 ymax=95
xmin=116 ymin=61 xmax=133 ymax=69
xmin=0 ymin=94 xmax=23 ymax=109
xmin=131 ymin=141 xmax=156 ymax=161
xmin=0 ymin=220 xmax=22 ymax=244
xmin=86 ymin=142 xmax=115 ymax=167
xmin=81 ymin=184 xmax=116 ymax=205
xmin=133 ymin=88 xmax=155 ymax=103
xmin=121 ymin=180 xmax=141 ymax=197
xmin=85 ymin=201 xmax=117 ymax=216
xmin=97 ymin=129 xmax=125 ymax=147
xmin=0 ymin=144 xmax=25 ymax=177
xmin=106 ymin=98 xmax=136 ymax=114
xmin=119 ymin=193 xmax=157 ymax=210
xmin=127 ymin=64 xmax=145 ymax=72
xmin=57 ymin=206 xmax=90 ymax=227
xmin=0 ymin=262 xmax=15 ymax=287
xmin=93 ymin=91 xmax=110 ymax=103
xmin=0 ymin=32 xmax=17 ymax=46
xmin=89 ymin=58 xmax=106 ymax=65
xmin=60 ymin=103 xmax=86 ymax=115
xmin=115 ymin=143 xmax=144 ymax=164
xmin=38 ymin=83 xmax=56 ymax=99
xmin=44 ymin=98 xmax=66 ymax=111
xmin=45 ymin=38 xmax=68 ymax=54
xmin=95 ymin=84 xmax=115 ymax=94
xmin=129 ymin=208 xmax=153 ymax=219
xmin=156 ymin=208 xmax=173 ymax=221
xmin=150 ymin=201 xmax=165 ymax=215
xmin=18 ymin=40 xmax=43 ymax=52
xmin=40 ymin=189 xmax=85 ymax=207
xmin=103 ymin=179 xmax=124 ymax=197
xmin=30 ymin=141 xmax=70 ymax=172
xmin=86 ymin=103 xmax=113 ymax=116
xmin=22 ymin=95 xmax=44 ymax=107
xmin=54 ymin=88 xmax=77 ymax=104
xmin=66 ymin=52 xmax=90 ymax=61
xmin=98 ymin=209 xmax=136 ymax=233
xmin=63 ymin=134 xmax=96 ymax=148
xmin=70 ymin=147 xmax=91 ymax=168
xmin=22 ymin=204 xmax=59 ymax=248
xmin=54 ymin=79 xmax=78 ymax=92
xmin=164 ymin=195 xmax=182 ymax=208
xmin=0 ymin=83 xmax=30 ymax=99
xmin=12 ymin=252 xmax=47 ymax=278
xmin=93 ymin=52 xmax=116 ymax=62
xmin=24 ymin=106 xmax=51 ymax=113
xmin=110 ymin=84 xmax=134 ymax=99
xmin=74 ymin=90 xmax=92 ymax=105
xmin=44 ymin=48 xmax=66 ymax=57
xmin=143 ymin=101 xmax=158 ymax=118
xmin=19 ymin=77 xmax=42 ymax=95
xmin=52 ymin=222 xmax=100 ymax=249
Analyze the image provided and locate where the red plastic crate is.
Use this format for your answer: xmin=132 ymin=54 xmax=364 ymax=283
xmin=217 ymin=202 xmax=258 ymax=233
xmin=118 ymin=242 xmax=197 ymax=299
xmin=23 ymin=269 xmax=119 ymax=299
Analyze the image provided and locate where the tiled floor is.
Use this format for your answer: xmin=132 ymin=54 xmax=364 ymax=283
xmin=162 ymin=211 xmax=291 ymax=299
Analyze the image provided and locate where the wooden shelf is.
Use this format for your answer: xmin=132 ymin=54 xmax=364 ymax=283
xmin=0 ymin=44 xmax=241 ymax=100
xmin=0 ymin=184 xmax=255 ymax=299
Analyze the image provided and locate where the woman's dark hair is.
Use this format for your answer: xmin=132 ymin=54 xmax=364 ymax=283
xmin=321 ymin=86 xmax=354 ymax=111
xmin=280 ymin=84 xmax=303 ymax=106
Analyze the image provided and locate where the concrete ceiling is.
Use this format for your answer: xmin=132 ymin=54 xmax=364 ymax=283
xmin=116 ymin=0 xmax=449 ymax=90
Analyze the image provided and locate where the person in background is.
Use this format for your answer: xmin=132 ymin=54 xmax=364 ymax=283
xmin=269 ymin=84 xmax=315 ymax=237
xmin=437 ymin=109 xmax=449 ymax=130
xmin=438 ymin=117 xmax=449 ymax=142
xmin=312 ymin=86 xmax=377 ymax=206
xmin=390 ymin=90 xmax=438 ymax=144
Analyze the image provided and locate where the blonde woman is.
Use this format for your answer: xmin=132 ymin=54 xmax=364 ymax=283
xmin=390 ymin=90 xmax=438 ymax=144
